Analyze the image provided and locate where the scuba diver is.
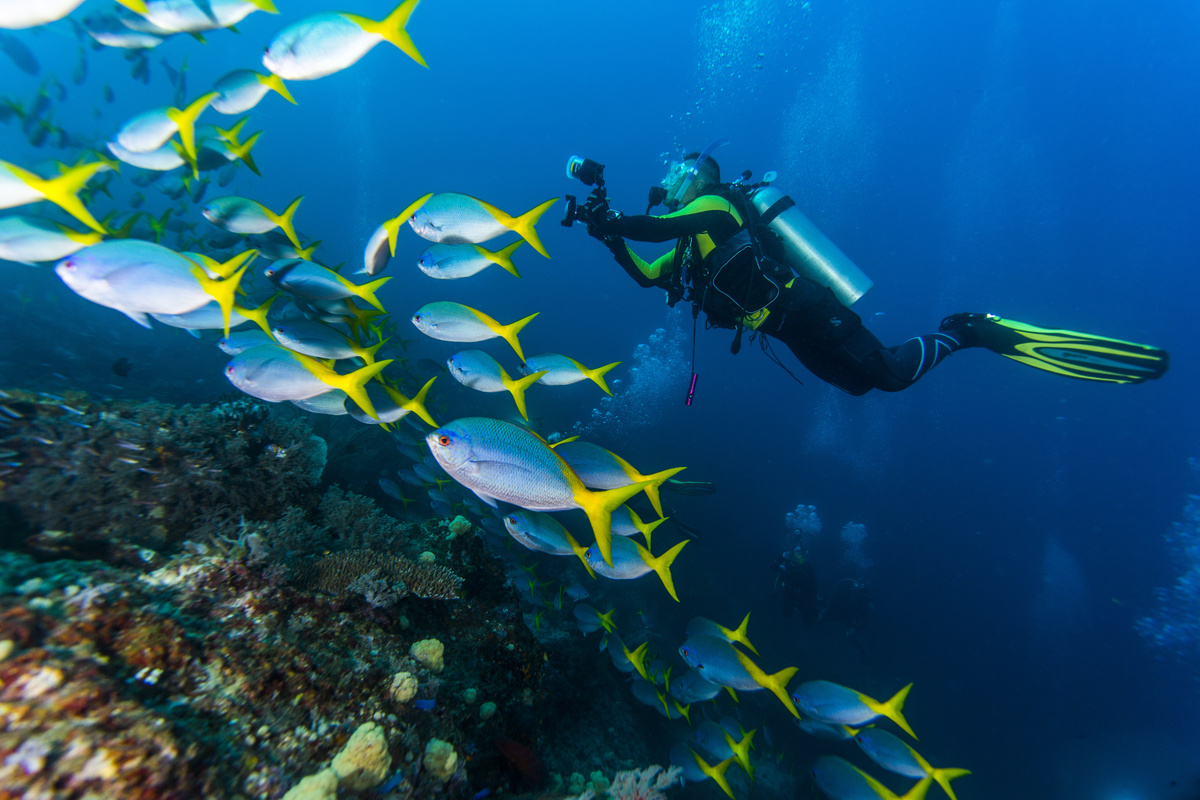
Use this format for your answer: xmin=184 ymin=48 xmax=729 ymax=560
xmin=563 ymin=144 xmax=1169 ymax=395
xmin=772 ymin=546 xmax=820 ymax=626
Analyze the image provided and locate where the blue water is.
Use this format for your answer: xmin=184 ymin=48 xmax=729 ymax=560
xmin=3 ymin=1 xmax=1200 ymax=798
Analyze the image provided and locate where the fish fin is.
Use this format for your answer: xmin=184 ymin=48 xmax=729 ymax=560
xmin=511 ymin=197 xmax=558 ymax=258
xmin=476 ymin=239 xmax=523 ymax=277
xmin=500 ymin=369 xmax=546 ymax=422
xmin=166 ymin=92 xmax=218 ymax=176
xmin=383 ymin=192 xmax=432 ymax=255
xmin=899 ymin=777 xmax=935 ymax=800
xmin=861 ymin=683 xmax=916 ymax=739
xmin=244 ymin=0 xmax=278 ymax=13
xmin=232 ymin=292 xmax=277 ymax=337
xmin=723 ymin=729 xmax=756 ymax=778
xmin=355 ymin=337 xmax=388 ymax=365
xmin=215 ymin=117 xmax=247 ymax=143
xmin=495 ymin=311 xmax=538 ymax=362
xmin=549 ymin=436 xmax=579 ymax=447
xmin=638 ymin=514 xmax=667 ymax=551
xmin=30 ymin=161 xmax=110 ymax=233
xmin=634 ymin=538 xmax=688 ymax=602
xmin=638 ymin=462 xmax=686 ymax=520
xmin=341 ymin=275 xmax=390 ymax=313
xmin=928 ymin=768 xmax=970 ymax=800
xmin=295 ymin=355 xmax=392 ymax=421
xmin=356 ymin=0 xmax=427 ymax=67
xmin=562 ymin=530 xmax=596 ymax=579
xmin=733 ymin=649 xmax=799 ymax=718
xmin=211 ymin=248 xmax=257 ymax=279
xmin=469 ymin=487 xmax=497 ymax=508
xmin=188 ymin=257 xmax=249 ymax=337
xmin=624 ymin=641 xmax=649 ymax=682
xmin=575 ymin=480 xmax=651 ymax=568
xmin=690 ymin=752 xmax=735 ymax=800
xmin=230 ymin=131 xmax=262 ymax=176
xmin=597 ymin=608 xmax=616 ymax=632
xmin=119 ymin=308 xmax=152 ymax=328
xmin=114 ymin=0 xmax=149 ymax=13
xmin=383 ymin=375 xmax=438 ymax=427
xmin=256 ymin=72 xmax=295 ymax=104
xmin=726 ymin=611 xmax=758 ymax=656
xmin=674 ymin=700 xmax=691 ymax=725
xmin=266 ymin=195 xmax=304 ymax=250
xmin=576 ymin=358 xmax=620 ymax=395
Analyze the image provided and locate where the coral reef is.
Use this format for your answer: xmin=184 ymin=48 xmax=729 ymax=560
xmin=291 ymin=550 xmax=463 ymax=602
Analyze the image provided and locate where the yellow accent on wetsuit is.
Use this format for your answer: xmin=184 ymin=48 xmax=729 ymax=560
xmin=623 ymin=195 xmax=743 ymax=281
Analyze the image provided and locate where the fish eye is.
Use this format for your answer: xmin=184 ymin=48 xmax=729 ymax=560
xmin=437 ymin=435 xmax=450 ymax=446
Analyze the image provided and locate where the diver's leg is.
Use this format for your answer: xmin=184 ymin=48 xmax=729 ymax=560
xmin=865 ymin=330 xmax=966 ymax=391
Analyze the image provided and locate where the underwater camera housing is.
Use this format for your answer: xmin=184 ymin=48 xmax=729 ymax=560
xmin=562 ymin=155 xmax=609 ymax=227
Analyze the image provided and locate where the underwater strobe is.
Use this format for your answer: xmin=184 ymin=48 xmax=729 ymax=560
xmin=561 ymin=155 xmax=608 ymax=227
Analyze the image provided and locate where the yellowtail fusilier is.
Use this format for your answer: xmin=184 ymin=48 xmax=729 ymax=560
xmin=203 ymin=195 xmax=304 ymax=250
xmin=853 ymin=728 xmax=970 ymax=800
xmin=272 ymin=318 xmax=386 ymax=363
xmin=1 ymin=159 xmax=110 ymax=233
xmin=266 ymin=259 xmax=390 ymax=313
xmin=790 ymin=680 xmax=917 ymax=739
xmin=584 ymin=535 xmax=687 ymax=602
xmin=291 ymin=390 xmax=350 ymax=416
xmin=685 ymin=613 xmax=758 ymax=655
xmin=522 ymin=353 xmax=621 ymax=395
xmin=345 ymin=378 xmax=438 ymax=427
xmin=107 ymin=138 xmax=185 ymax=171
xmin=426 ymin=417 xmax=650 ymax=567
xmin=678 ymin=634 xmax=799 ymax=717
xmin=0 ymin=216 xmax=102 ymax=264
xmin=224 ymin=343 xmax=390 ymax=420
xmin=812 ymin=756 xmax=934 ymax=800
xmin=152 ymin=302 xmax=253 ymax=332
xmin=361 ymin=193 xmax=433 ymax=275
xmin=412 ymin=301 xmax=537 ymax=362
xmin=263 ymin=0 xmax=426 ymax=81
xmin=211 ymin=68 xmax=295 ymax=115
xmin=417 ymin=241 xmax=523 ymax=280
xmin=115 ymin=93 xmax=219 ymax=176
xmin=502 ymin=510 xmax=595 ymax=577
xmin=55 ymin=240 xmax=247 ymax=334
xmin=409 ymin=192 xmax=558 ymax=258
xmin=447 ymin=350 xmax=546 ymax=421
xmin=694 ymin=722 xmax=755 ymax=778
xmin=1 ymin=0 xmax=85 ymax=29
xmin=671 ymin=746 xmax=736 ymax=800
xmin=121 ymin=0 xmax=277 ymax=33
xmin=573 ymin=603 xmax=615 ymax=635
xmin=553 ymin=439 xmax=684 ymax=518
xmin=670 ymin=670 xmax=721 ymax=704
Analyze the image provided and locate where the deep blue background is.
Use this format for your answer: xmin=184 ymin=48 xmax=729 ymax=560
xmin=3 ymin=1 xmax=1199 ymax=797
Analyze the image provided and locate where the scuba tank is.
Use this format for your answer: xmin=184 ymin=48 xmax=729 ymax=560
xmin=749 ymin=186 xmax=873 ymax=306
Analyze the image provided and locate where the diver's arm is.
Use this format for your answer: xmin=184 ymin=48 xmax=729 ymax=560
xmin=602 ymin=236 xmax=674 ymax=287
xmin=610 ymin=196 xmax=743 ymax=243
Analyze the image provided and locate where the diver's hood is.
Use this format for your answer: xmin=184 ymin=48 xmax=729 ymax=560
xmin=658 ymin=138 xmax=728 ymax=210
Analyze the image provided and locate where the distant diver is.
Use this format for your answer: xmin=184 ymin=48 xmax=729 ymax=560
xmin=564 ymin=145 xmax=1169 ymax=395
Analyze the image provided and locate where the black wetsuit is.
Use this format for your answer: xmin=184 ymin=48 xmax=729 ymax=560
xmin=597 ymin=194 xmax=963 ymax=395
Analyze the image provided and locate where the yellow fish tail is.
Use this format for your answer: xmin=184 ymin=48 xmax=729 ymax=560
xmin=624 ymin=641 xmax=650 ymax=682
xmin=575 ymin=480 xmax=650 ymax=568
xmin=189 ymin=259 xmax=250 ymax=338
xmin=929 ymin=768 xmax=970 ymax=800
xmin=725 ymin=611 xmax=758 ymax=655
xmin=476 ymin=239 xmax=523 ymax=277
xmin=30 ymin=161 xmax=110 ymax=234
xmin=633 ymin=508 xmax=666 ymax=550
xmin=734 ymin=649 xmax=799 ymax=718
xmin=298 ymin=356 xmax=393 ymax=420
xmin=211 ymin=248 xmax=257 ymax=279
xmin=232 ymin=293 xmax=277 ymax=337
xmin=861 ymin=683 xmax=916 ymax=739
xmin=636 ymin=539 xmax=688 ymax=602
xmin=340 ymin=275 xmax=390 ymax=313
xmin=361 ymin=0 xmax=427 ymax=67
xmin=257 ymin=72 xmax=295 ymax=103
xmin=500 ymin=368 xmax=547 ymax=422
xmin=562 ymin=530 xmax=596 ymax=579
xmin=495 ymin=311 xmax=538 ymax=362
xmin=114 ymin=0 xmax=149 ymax=14
xmin=384 ymin=192 xmax=433 ymax=255
xmin=578 ymin=358 xmax=621 ymax=395
xmin=597 ymin=608 xmax=616 ymax=632
xmin=267 ymin=195 xmax=305 ymax=251
xmin=640 ymin=465 xmax=686 ymax=518
xmin=215 ymin=117 xmax=248 ymax=143
xmin=167 ymin=92 xmax=219 ymax=176
xmin=674 ymin=700 xmax=691 ymax=725
xmin=899 ymin=777 xmax=935 ymax=800
xmin=511 ymin=197 xmax=558 ymax=258
xmin=690 ymin=752 xmax=735 ymax=800
xmin=230 ymin=131 xmax=262 ymax=176
xmin=723 ymin=728 xmax=756 ymax=778
xmin=383 ymin=375 xmax=438 ymax=427
xmin=246 ymin=0 xmax=278 ymax=13
xmin=353 ymin=337 xmax=389 ymax=365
